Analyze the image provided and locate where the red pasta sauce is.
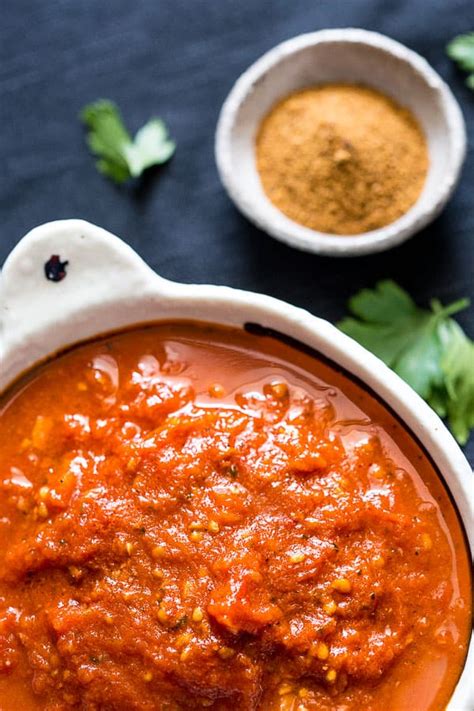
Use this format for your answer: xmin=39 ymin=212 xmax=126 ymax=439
xmin=0 ymin=322 xmax=471 ymax=711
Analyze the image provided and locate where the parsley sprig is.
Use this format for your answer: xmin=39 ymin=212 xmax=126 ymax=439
xmin=80 ymin=100 xmax=175 ymax=183
xmin=338 ymin=281 xmax=473 ymax=444
xmin=447 ymin=32 xmax=474 ymax=89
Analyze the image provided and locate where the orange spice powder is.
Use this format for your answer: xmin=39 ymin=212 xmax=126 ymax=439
xmin=256 ymin=84 xmax=429 ymax=235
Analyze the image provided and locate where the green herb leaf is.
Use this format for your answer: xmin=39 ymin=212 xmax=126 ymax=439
xmin=436 ymin=319 xmax=474 ymax=444
xmin=338 ymin=280 xmax=473 ymax=444
xmin=466 ymin=73 xmax=474 ymax=90
xmin=80 ymin=100 xmax=175 ymax=184
xmin=447 ymin=32 xmax=474 ymax=88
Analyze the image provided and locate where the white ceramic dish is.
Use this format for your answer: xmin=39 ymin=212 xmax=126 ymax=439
xmin=215 ymin=28 xmax=466 ymax=256
xmin=1 ymin=219 xmax=473 ymax=708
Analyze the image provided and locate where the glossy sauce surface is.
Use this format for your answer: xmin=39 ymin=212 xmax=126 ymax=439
xmin=0 ymin=323 xmax=471 ymax=711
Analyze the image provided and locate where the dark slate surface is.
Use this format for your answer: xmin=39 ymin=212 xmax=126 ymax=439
xmin=1 ymin=0 xmax=473 ymax=460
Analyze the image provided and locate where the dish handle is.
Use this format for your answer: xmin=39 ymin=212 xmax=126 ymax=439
xmin=0 ymin=220 xmax=171 ymax=386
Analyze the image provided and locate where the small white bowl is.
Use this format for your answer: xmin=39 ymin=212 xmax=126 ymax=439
xmin=215 ymin=28 xmax=466 ymax=256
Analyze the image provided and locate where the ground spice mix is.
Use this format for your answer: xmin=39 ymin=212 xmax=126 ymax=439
xmin=256 ymin=84 xmax=429 ymax=235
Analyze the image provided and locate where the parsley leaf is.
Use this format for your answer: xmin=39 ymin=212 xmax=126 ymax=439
xmin=447 ymin=32 xmax=474 ymax=88
xmin=80 ymin=100 xmax=175 ymax=183
xmin=436 ymin=319 xmax=474 ymax=443
xmin=338 ymin=280 xmax=473 ymax=444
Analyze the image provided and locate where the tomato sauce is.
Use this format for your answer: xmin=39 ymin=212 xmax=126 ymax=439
xmin=0 ymin=322 xmax=471 ymax=711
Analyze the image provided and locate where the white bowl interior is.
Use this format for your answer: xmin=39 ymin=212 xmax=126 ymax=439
xmin=217 ymin=30 xmax=466 ymax=255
